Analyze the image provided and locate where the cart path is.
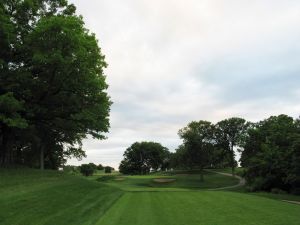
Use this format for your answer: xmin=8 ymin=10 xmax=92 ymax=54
xmin=207 ymin=171 xmax=246 ymax=191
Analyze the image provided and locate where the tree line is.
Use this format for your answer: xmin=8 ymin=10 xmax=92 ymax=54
xmin=0 ymin=0 xmax=110 ymax=169
xmin=64 ymin=163 xmax=114 ymax=176
xmin=119 ymin=115 xmax=300 ymax=194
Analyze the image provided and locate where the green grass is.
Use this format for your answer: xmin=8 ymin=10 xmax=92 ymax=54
xmin=1 ymin=168 xmax=300 ymax=225
xmin=97 ymin=191 xmax=300 ymax=225
xmin=96 ymin=170 xmax=239 ymax=191
xmin=0 ymin=169 xmax=123 ymax=225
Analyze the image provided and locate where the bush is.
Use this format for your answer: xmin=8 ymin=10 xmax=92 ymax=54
xmin=104 ymin=166 xmax=112 ymax=173
xmin=271 ymin=188 xmax=287 ymax=194
xmin=246 ymin=177 xmax=265 ymax=192
xmin=291 ymin=188 xmax=300 ymax=195
xmin=80 ymin=164 xmax=95 ymax=176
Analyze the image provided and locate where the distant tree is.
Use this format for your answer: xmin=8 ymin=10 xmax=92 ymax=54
xmin=97 ymin=164 xmax=104 ymax=170
xmin=104 ymin=166 xmax=112 ymax=173
xmin=215 ymin=117 xmax=249 ymax=175
xmin=119 ymin=142 xmax=170 ymax=175
xmin=88 ymin=163 xmax=97 ymax=171
xmin=80 ymin=164 xmax=95 ymax=176
xmin=178 ymin=121 xmax=214 ymax=181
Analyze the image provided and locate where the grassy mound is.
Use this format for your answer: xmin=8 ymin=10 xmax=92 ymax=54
xmin=0 ymin=169 xmax=123 ymax=225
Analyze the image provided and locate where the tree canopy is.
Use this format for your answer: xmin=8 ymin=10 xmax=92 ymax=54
xmin=178 ymin=120 xmax=214 ymax=181
xmin=215 ymin=117 xmax=249 ymax=175
xmin=119 ymin=141 xmax=170 ymax=175
xmin=241 ymin=115 xmax=300 ymax=194
xmin=0 ymin=0 xmax=111 ymax=169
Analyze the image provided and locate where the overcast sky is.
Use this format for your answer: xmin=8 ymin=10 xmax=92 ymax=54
xmin=67 ymin=0 xmax=300 ymax=169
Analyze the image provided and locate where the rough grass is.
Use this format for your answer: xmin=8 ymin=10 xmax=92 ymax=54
xmin=0 ymin=169 xmax=123 ymax=225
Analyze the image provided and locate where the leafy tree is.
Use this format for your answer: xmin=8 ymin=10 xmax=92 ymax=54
xmin=104 ymin=166 xmax=113 ymax=173
xmin=119 ymin=141 xmax=170 ymax=175
xmin=0 ymin=0 xmax=111 ymax=169
xmin=97 ymin=164 xmax=104 ymax=170
xmin=80 ymin=163 xmax=95 ymax=176
xmin=88 ymin=163 xmax=97 ymax=171
xmin=242 ymin=115 xmax=300 ymax=193
xmin=178 ymin=121 xmax=214 ymax=181
xmin=215 ymin=117 xmax=249 ymax=175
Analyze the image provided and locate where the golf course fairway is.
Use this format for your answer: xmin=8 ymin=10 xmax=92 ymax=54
xmin=97 ymin=191 xmax=300 ymax=225
xmin=1 ymin=169 xmax=300 ymax=225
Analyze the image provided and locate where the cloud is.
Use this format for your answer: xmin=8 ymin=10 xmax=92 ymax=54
xmin=67 ymin=0 xmax=300 ymax=169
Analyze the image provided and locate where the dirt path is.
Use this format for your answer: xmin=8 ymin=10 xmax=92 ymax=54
xmin=282 ymin=200 xmax=300 ymax=205
xmin=207 ymin=171 xmax=246 ymax=191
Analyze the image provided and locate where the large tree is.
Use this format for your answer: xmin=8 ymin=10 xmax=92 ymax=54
xmin=178 ymin=121 xmax=214 ymax=181
xmin=241 ymin=115 xmax=300 ymax=193
xmin=0 ymin=0 xmax=111 ymax=169
xmin=119 ymin=141 xmax=170 ymax=175
xmin=215 ymin=117 xmax=249 ymax=175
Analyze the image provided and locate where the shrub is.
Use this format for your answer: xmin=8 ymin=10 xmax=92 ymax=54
xmin=104 ymin=166 xmax=112 ymax=173
xmin=271 ymin=188 xmax=287 ymax=194
xmin=80 ymin=164 xmax=95 ymax=176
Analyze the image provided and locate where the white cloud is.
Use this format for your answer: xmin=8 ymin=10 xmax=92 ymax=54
xmin=67 ymin=0 xmax=300 ymax=169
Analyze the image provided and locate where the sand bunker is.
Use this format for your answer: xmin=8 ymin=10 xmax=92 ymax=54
xmin=153 ymin=178 xmax=176 ymax=183
xmin=114 ymin=177 xmax=126 ymax=181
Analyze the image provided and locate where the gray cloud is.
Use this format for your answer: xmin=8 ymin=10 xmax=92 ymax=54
xmin=67 ymin=0 xmax=300 ymax=168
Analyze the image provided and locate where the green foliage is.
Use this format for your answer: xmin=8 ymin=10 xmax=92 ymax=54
xmin=80 ymin=163 xmax=95 ymax=176
xmin=242 ymin=115 xmax=300 ymax=193
xmin=0 ymin=0 xmax=111 ymax=168
xmin=119 ymin=141 xmax=170 ymax=175
xmin=215 ymin=117 xmax=249 ymax=175
xmin=105 ymin=166 xmax=113 ymax=173
xmin=178 ymin=120 xmax=214 ymax=180
xmin=0 ymin=92 xmax=27 ymax=128
xmin=97 ymin=164 xmax=104 ymax=170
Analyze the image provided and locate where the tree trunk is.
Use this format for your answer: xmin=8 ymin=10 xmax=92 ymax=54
xmin=231 ymin=143 xmax=235 ymax=176
xmin=200 ymin=167 xmax=204 ymax=182
xmin=0 ymin=127 xmax=12 ymax=167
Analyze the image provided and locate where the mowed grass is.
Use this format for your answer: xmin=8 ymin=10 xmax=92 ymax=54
xmin=0 ymin=169 xmax=123 ymax=225
xmin=97 ymin=170 xmax=239 ymax=191
xmin=1 ymin=168 xmax=300 ymax=225
xmin=98 ymin=191 xmax=300 ymax=225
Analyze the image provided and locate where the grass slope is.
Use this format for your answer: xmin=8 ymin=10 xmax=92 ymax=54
xmin=98 ymin=191 xmax=300 ymax=225
xmin=0 ymin=169 xmax=123 ymax=225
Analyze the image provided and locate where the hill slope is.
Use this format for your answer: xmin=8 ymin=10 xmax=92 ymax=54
xmin=0 ymin=169 xmax=123 ymax=225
